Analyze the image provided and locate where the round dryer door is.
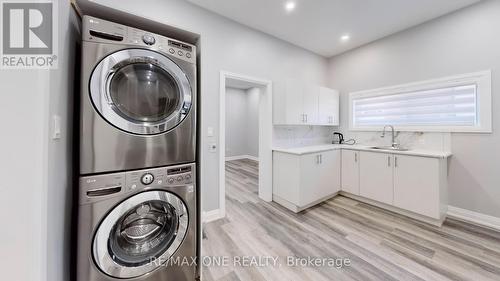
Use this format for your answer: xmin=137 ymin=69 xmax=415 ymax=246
xmin=90 ymin=48 xmax=192 ymax=135
xmin=93 ymin=190 xmax=189 ymax=278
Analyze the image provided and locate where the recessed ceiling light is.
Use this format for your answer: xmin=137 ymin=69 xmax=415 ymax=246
xmin=285 ymin=1 xmax=296 ymax=12
xmin=340 ymin=34 xmax=350 ymax=42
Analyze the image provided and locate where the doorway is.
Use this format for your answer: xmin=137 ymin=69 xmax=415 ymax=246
xmin=219 ymin=71 xmax=273 ymax=218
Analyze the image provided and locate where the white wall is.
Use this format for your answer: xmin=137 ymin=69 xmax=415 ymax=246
xmin=225 ymin=87 xmax=259 ymax=158
xmin=93 ymin=0 xmax=329 ymax=211
xmin=328 ymin=0 xmax=500 ymax=217
xmin=46 ymin=3 xmax=79 ymax=281
xmin=0 ymin=64 xmax=48 ymax=281
xmin=0 ymin=2 xmax=78 ymax=281
xmin=246 ymin=88 xmax=260 ymax=157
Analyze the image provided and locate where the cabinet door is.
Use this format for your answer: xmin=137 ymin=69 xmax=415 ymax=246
xmin=359 ymin=152 xmax=393 ymax=205
xmin=319 ymin=150 xmax=341 ymax=194
xmin=299 ymin=153 xmax=321 ymax=206
xmin=393 ymin=155 xmax=441 ymax=219
xmin=302 ymin=83 xmax=319 ymax=124
xmin=285 ymin=79 xmax=305 ymax=124
xmin=318 ymin=87 xmax=339 ymax=125
xmin=341 ymin=150 xmax=359 ymax=195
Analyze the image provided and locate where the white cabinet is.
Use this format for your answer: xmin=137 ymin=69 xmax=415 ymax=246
xmin=274 ymin=79 xmax=338 ymax=126
xmin=298 ymin=153 xmax=322 ymax=206
xmin=318 ymin=87 xmax=339 ymax=125
xmin=393 ymin=155 xmax=443 ymax=219
xmin=341 ymin=150 xmax=359 ymax=195
xmin=283 ymin=79 xmax=306 ymax=124
xmin=273 ymin=150 xmax=340 ymax=212
xmin=316 ymin=150 xmax=341 ymax=198
xmin=353 ymin=151 xmax=447 ymax=221
xmin=302 ymin=84 xmax=319 ymax=124
xmin=359 ymin=151 xmax=394 ymax=205
xmin=273 ymin=145 xmax=449 ymax=223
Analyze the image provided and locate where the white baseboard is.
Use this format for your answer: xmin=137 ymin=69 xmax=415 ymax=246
xmin=202 ymin=209 xmax=225 ymax=223
xmin=225 ymin=155 xmax=259 ymax=162
xmin=447 ymin=206 xmax=500 ymax=231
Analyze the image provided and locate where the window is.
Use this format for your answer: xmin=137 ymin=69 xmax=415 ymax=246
xmin=349 ymin=71 xmax=492 ymax=132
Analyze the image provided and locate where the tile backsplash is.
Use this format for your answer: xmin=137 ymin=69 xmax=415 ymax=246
xmin=273 ymin=126 xmax=451 ymax=152
xmin=273 ymin=126 xmax=336 ymax=147
xmin=343 ymin=131 xmax=451 ymax=151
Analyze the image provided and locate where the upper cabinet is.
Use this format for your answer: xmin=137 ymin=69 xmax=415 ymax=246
xmin=274 ymin=79 xmax=339 ymax=126
xmin=318 ymin=87 xmax=339 ymax=125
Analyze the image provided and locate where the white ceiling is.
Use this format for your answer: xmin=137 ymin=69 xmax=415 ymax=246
xmin=186 ymin=0 xmax=480 ymax=57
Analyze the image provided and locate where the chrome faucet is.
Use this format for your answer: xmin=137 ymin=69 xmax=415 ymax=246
xmin=381 ymin=125 xmax=399 ymax=148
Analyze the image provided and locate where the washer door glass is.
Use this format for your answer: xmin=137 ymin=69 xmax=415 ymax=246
xmin=109 ymin=62 xmax=180 ymax=123
xmin=93 ymin=191 xmax=188 ymax=278
xmin=90 ymin=49 xmax=193 ymax=135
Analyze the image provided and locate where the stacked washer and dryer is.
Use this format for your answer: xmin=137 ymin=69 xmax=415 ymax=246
xmin=77 ymin=16 xmax=198 ymax=281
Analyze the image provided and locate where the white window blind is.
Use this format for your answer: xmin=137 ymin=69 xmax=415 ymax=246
xmin=352 ymin=85 xmax=477 ymax=127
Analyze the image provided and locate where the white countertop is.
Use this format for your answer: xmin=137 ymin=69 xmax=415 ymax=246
xmin=272 ymin=144 xmax=452 ymax=158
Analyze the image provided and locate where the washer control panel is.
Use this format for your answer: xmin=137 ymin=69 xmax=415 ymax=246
xmin=79 ymin=163 xmax=195 ymax=204
xmin=141 ymin=173 xmax=154 ymax=185
xmin=142 ymin=34 xmax=156 ymax=45
xmin=126 ymin=164 xmax=194 ymax=192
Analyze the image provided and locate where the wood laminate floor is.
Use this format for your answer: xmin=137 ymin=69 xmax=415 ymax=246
xmin=202 ymin=159 xmax=500 ymax=281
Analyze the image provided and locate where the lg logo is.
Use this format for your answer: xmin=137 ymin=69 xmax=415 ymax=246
xmin=2 ymin=2 xmax=52 ymax=54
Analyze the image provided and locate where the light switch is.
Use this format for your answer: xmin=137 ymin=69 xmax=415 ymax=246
xmin=207 ymin=127 xmax=214 ymax=137
xmin=52 ymin=115 xmax=61 ymax=140
xmin=209 ymin=143 xmax=217 ymax=153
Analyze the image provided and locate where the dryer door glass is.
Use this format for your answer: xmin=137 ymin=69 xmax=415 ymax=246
xmin=109 ymin=62 xmax=180 ymax=123
xmin=90 ymin=49 xmax=193 ymax=135
xmin=93 ymin=191 xmax=189 ymax=278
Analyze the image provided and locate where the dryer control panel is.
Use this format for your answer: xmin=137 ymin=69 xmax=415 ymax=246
xmin=79 ymin=163 xmax=195 ymax=204
xmin=82 ymin=16 xmax=196 ymax=64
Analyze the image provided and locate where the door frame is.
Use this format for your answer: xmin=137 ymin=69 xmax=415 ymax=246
xmin=219 ymin=71 xmax=273 ymax=218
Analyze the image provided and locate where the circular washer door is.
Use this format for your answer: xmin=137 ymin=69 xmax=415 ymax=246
xmin=90 ymin=48 xmax=192 ymax=135
xmin=93 ymin=191 xmax=189 ymax=278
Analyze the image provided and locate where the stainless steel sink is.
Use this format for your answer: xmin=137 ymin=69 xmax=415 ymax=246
xmin=369 ymin=146 xmax=409 ymax=151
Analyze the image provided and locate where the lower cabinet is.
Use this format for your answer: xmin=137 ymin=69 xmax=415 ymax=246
xmin=311 ymin=150 xmax=341 ymax=205
xmin=273 ymin=148 xmax=448 ymax=222
xmin=273 ymin=150 xmax=340 ymax=212
xmin=393 ymin=155 xmax=443 ymax=219
xmin=354 ymin=151 xmax=447 ymax=221
xmin=341 ymin=150 xmax=360 ymax=195
xmin=359 ymin=151 xmax=394 ymax=205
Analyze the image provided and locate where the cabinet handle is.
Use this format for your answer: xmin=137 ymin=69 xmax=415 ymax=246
xmin=320 ymin=154 xmax=322 ymax=164
xmin=395 ymin=156 xmax=398 ymax=168
xmin=388 ymin=156 xmax=391 ymax=167
xmin=354 ymin=153 xmax=357 ymax=162
xmin=305 ymin=114 xmax=308 ymax=123
xmin=316 ymin=154 xmax=320 ymax=164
